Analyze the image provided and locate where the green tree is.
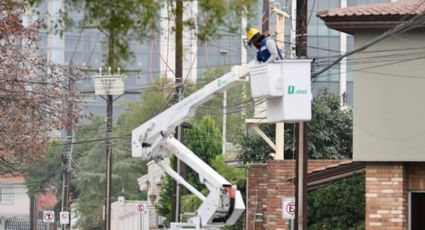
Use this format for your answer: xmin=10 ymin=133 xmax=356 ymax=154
xmin=24 ymin=142 xmax=65 ymax=211
xmin=178 ymin=154 xmax=247 ymax=230
xmin=237 ymin=88 xmax=353 ymax=163
xmin=71 ymin=79 xmax=175 ymax=229
xmin=156 ymin=115 xmax=222 ymax=224
xmin=27 ymin=0 xmax=256 ymax=66
xmin=308 ymin=88 xmax=353 ymax=159
xmin=308 ymin=174 xmax=365 ymax=230
xmin=28 ymin=0 xmax=159 ymax=65
xmin=194 ymin=67 xmax=251 ymax=146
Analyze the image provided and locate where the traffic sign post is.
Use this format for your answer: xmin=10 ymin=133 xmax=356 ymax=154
xmin=60 ymin=211 xmax=70 ymax=225
xmin=43 ymin=210 xmax=55 ymax=223
xmin=135 ymin=202 xmax=146 ymax=214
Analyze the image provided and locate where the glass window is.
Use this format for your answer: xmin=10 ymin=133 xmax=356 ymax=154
xmin=0 ymin=187 xmax=14 ymax=203
xmin=308 ymin=0 xmax=340 ymax=36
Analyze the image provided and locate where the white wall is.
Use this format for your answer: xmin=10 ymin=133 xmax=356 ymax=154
xmin=0 ymin=179 xmax=30 ymax=217
xmin=111 ymin=199 xmax=149 ymax=230
xmin=353 ymin=29 xmax=425 ymax=161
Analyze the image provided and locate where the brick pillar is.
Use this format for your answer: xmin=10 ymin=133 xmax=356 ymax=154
xmin=247 ymin=160 xmax=344 ymax=230
xmin=365 ymin=163 xmax=407 ymax=230
xmin=265 ymin=161 xmax=295 ymax=230
xmin=247 ymin=164 xmax=268 ymax=230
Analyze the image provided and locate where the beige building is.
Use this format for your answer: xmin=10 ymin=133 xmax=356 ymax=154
xmin=0 ymin=174 xmax=30 ymax=229
xmin=111 ymin=197 xmax=149 ymax=230
xmin=318 ymin=1 xmax=425 ymax=229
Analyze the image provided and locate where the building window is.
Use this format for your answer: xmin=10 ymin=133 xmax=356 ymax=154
xmin=0 ymin=187 xmax=14 ymax=203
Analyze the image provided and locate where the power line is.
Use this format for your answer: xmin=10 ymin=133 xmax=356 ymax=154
xmin=313 ymin=0 xmax=425 ymax=78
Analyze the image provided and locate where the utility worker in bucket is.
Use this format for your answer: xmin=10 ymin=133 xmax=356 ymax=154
xmin=246 ymin=27 xmax=283 ymax=64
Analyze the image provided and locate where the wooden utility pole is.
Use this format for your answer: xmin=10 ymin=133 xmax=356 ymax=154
xmin=262 ymin=0 xmax=269 ymax=33
xmin=104 ymin=4 xmax=116 ymax=230
xmin=61 ymin=66 xmax=74 ymax=230
xmin=295 ymin=0 xmax=308 ymax=229
xmin=171 ymin=0 xmax=184 ymax=223
xmin=30 ymin=193 xmax=36 ymax=230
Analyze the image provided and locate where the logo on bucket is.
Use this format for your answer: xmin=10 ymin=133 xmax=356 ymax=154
xmin=288 ymin=85 xmax=308 ymax=95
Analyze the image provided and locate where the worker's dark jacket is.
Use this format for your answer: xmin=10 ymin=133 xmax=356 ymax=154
xmin=256 ymin=37 xmax=283 ymax=63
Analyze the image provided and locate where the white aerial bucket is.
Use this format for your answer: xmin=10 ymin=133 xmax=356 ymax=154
xmin=249 ymin=60 xmax=312 ymax=123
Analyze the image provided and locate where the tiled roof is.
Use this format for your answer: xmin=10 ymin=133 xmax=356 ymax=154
xmin=317 ymin=0 xmax=425 ymax=18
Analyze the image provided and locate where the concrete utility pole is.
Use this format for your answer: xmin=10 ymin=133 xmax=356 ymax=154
xmin=295 ymin=0 xmax=308 ymax=229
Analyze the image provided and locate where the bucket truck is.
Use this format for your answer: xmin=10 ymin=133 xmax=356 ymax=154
xmin=132 ymin=60 xmax=312 ymax=229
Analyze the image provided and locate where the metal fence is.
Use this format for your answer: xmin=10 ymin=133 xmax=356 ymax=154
xmin=0 ymin=217 xmax=50 ymax=230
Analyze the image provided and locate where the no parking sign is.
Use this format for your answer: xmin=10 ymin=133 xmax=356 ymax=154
xmin=43 ymin=210 xmax=55 ymax=223
xmin=60 ymin=211 xmax=70 ymax=224
xmin=282 ymin=197 xmax=295 ymax=220
xmin=135 ymin=202 xmax=146 ymax=214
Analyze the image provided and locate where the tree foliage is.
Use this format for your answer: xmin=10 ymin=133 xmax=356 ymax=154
xmin=27 ymin=0 xmax=256 ymax=65
xmin=178 ymin=154 xmax=247 ymax=230
xmin=71 ymin=118 xmax=147 ymax=229
xmin=24 ymin=142 xmax=64 ymax=198
xmin=0 ymin=1 xmax=81 ymax=172
xmin=156 ymin=115 xmax=222 ymax=225
xmin=237 ymin=88 xmax=353 ymax=163
xmin=71 ymin=79 xmax=177 ymax=228
xmin=197 ymin=0 xmax=256 ymax=42
xmin=27 ymin=0 xmax=159 ymax=65
xmin=308 ymin=88 xmax=353 ymax=159
xmin=308 ymin=174 xmax=365 ymax=230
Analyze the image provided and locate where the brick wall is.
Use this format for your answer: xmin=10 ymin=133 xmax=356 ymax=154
xmin=247 ymin=163 xmax=269 ymax=230
xmin=248 ymin=161 xmax=425 ymax=229
xmin=365 ymin=163 xmax=407 ymax=230
xmin=407 ymin=163 xmax=425 ymax=191
xmin=247 ymin=160 xmax=343 ymax=230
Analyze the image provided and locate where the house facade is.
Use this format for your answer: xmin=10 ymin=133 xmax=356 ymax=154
xmin=0 ymin=175 xmax=30 ymax=229
xmin=318 ymin=0 xmax=425 ymax=229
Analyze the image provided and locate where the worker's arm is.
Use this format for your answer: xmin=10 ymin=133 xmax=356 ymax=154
xmin=265 ymin=38 xmax=282 ymax=63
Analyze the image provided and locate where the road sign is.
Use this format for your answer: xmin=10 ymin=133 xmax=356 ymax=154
xmin=60 ymin=211 xmax=70 ymax=225
xmin=135 ymin=202 xmax=146 ymax=214
xmin=43 ymin=210 xmax=55 ymax=223
xmin=282 ymin=197 xmax=295 ymax=220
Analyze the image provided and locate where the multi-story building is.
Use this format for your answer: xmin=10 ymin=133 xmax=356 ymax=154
xmin=34 ymin=0 xmax=397 ymax=119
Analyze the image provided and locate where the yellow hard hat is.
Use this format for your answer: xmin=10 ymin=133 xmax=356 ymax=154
xmin=246 ymin=27 xmax=260 ymax=43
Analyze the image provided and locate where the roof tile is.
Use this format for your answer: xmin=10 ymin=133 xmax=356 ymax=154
xmin=317 ymin=0 xmax=425 ymax=18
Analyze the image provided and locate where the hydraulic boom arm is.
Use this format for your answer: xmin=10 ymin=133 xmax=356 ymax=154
xmin=132 ymin=62 xmax=252 ymax=229
xmin=132 ymin=63 xmax=251 ymax=161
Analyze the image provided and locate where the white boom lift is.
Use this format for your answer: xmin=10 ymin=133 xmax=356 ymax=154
xmin=132 ymin=60 xmax=312 ymax=229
